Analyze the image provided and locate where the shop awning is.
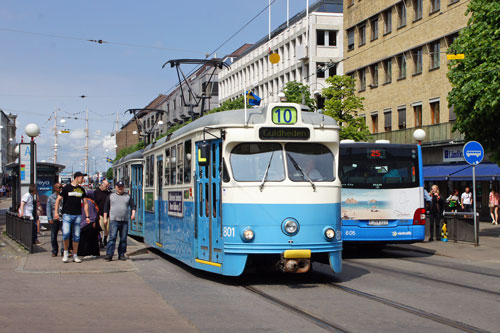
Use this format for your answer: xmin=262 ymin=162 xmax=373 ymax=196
xmin=423 ymin=164 xmax=471 ymax=181
xmin=449 ymin=163 xmax=500 ymax=181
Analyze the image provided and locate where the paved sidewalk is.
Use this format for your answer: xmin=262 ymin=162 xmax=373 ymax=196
xmin=0 ymin=201 xmax=198 ymax=332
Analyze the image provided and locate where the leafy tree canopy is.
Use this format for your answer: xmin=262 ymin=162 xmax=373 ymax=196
xmin=322 ymin=75 xmax=370 ymax=141
xmin=106 ymin=167 xmax=113 ymax=180
xmin=283 ymin=81 xmax=317 ymax=111
xmin=447 ymin=0 xmax=500 ymax=163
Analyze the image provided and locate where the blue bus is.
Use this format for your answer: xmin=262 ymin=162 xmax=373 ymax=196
xmin=339 ymin=142 xmax=426 ymax=244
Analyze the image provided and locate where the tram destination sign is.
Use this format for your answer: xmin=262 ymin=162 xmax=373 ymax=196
xmin=259 ymin=127 xmax=310 ymax=140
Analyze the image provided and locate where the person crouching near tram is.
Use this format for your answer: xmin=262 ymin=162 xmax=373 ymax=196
xmin=429 ymin=184 xmax=445 ymax=242
xmin=103 ymin=181 xmax=136 ymax=261
xmin=54 ymin=172 xmax=91 ymax=263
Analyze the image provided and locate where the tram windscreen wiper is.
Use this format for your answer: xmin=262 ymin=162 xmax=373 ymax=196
xmin=287 ymin=153 xmax=316 ymax=191
xmin=259 ymin=151 xmax=275 ymax=192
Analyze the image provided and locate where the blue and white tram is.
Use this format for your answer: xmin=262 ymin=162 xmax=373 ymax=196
xmin=112 ymin=149 xmax=145 ymax=237
xmin=142 ymin=103 xmax=342 ymax=276
xmin=339 ymin=141 xmax=426 ymax=244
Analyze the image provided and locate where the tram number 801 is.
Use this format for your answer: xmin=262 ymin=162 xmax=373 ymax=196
xmin=223 ymin=227 xmax=236 ymax=238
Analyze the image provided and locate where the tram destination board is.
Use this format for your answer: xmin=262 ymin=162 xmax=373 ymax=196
xmin=259 ymin=127 xmax=310 ymax=140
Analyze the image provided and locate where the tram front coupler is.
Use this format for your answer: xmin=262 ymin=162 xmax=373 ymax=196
xmin=278 ymin=249 xmax=312 ymax=273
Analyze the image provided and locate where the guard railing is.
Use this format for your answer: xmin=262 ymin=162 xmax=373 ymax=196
xmin=5 ymin=211 xmax=34 ymax=253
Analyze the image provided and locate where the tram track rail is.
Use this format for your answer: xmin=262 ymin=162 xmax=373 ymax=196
xmin=243 ymin=285 xmax=351 ymax=333
xmin=344 ymin=259 xmax=500 ymax=297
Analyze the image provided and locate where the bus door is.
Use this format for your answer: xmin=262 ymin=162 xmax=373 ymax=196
xmin=195 ymin=139 xmax=223 ymax=264
xmin=156 ymin=156 xmax=163 ymax=245
xmin=131 ymin=164 xmax=143 ymax=233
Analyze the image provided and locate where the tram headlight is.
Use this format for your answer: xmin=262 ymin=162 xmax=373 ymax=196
xmin=282 ymin=218 xmax=299 ymax=236
xmin=241 ymin=227 xmax=255 ymax=242
xmin=323 ymin=227 xmax=335 ymax=241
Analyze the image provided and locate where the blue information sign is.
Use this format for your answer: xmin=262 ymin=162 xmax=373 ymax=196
xmin=463 ymin=141 xmax=484 ymax=165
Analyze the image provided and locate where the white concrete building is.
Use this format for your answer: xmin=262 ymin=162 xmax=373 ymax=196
xmin=219 ymin=0 xmax=343 ymax=106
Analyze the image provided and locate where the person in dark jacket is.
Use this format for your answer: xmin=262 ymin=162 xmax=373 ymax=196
xmin=103 ymin=181 xmax=136 ymax=261
xmin=77 ymin=191 xmax=101 ymax=258
xmin=94 ymin=180 xmax=111 ymax=248
xmin=429 ymin=184 xmax=445 ymax=242
xmin=46 ymin=183 xmax=63 ymax=256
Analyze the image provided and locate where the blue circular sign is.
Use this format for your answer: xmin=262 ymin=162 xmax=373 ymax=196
xmin=463 ymin=141 xmax=484 ymax=165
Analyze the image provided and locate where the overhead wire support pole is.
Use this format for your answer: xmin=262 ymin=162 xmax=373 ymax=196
xmin=53 ymin=109 xmax=58 ymax=164
xmin=84 ymin=109 xmax=89 ymax=175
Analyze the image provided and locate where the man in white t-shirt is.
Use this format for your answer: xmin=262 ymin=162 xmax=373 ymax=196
xmin=461 ymin=187 xmax=473 ymax=212
xmin=18 ymin=184 xmax=42 ymax=245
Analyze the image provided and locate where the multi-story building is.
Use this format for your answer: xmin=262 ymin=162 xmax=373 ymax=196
xmin=343 ymin=0 xmax=500 ymax=214
xmin=0 ymin=109 xmax=17 ymax=183
xmin=219 ymin=0 xmax=343 ymax=106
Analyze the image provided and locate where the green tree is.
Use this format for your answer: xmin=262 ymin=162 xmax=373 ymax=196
xmin=322 ymin=75 xmax=370 ymax=141
xmin=283 ymin=81 xmax=316 ymax=111
xmin=447 ymin=0 xmax=500 ymax=164
xmin=106 ymin=167 xmax=113 ymax=180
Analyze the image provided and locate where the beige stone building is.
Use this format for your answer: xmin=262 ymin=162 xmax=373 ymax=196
xmin=343 ymin=0 xmax=469 ymax=151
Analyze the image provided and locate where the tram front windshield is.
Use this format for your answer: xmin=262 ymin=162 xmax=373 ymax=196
xmin=339 ymin=146 xmax=419 ymax=189
xmin=230 ymin=142 xmax=334 ymax=182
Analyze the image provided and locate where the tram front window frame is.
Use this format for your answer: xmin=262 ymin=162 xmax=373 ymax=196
xmin=229 ymin=142 xmax=335 ymax=183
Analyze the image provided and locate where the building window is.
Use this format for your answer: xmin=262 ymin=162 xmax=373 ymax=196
xmin=430 ymin=100 xmax=440 ymax=124
xmin=398 ymin=106 xmax=406 ymax=129
xmin=414 ymin=104 xmax=422 ymax=127
xmin=370 ymin=64 xmax=379 ymax=87
xmin=398 ymin=53 xmax=406 ymax=79
xmin=413 ymin=0 xmax=422 ymax=21
xmin=384 ymin=109 xmax=392 ymax=132
xmin=384 ymin=58 xmax=392 ymax=83
xmin=371 ymin=112 xmax=379 ymax=133
xmin=449 ymin=104 xmax=456 ymax=121
xmin=359 ymin=68 xmax=366 ymax=91
xmin=383 ymin=8 xmax=392 ymax=34
xmin=413 ymin=48 xmax=423 ymax=74
xmin=358 ymin=23 xmax=366 ymax=46
xmin=316 ymin=30 xmax=337 ymax=46
xmin=431 ymin=0 xmax=440 ymax=13
xmin=370 ymin=16 xmax=379 ymax=41
xmin=397 ymin=1 xmax=407 ymax=27
xmin=347 ymin=28 xmax=355 ymax=51
xmin=430 ymin=41 xmax=440 ymax=69
xmin=317 ymin=62 xmax=336 ymax=78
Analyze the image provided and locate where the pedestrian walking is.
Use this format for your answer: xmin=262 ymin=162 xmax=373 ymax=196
xmin=429 ymin=184 xmax=445 ymax=242
xmin=446 ymin=189 xmax=460 ymax=212
xmin=18 ymin=184 xmax=42 ymax=245
xmin=54 ymin=172 xmax=90 ymax=263
xmin=46 ymin=182 xmax=63 ymax=256
xmin=488 ymin=188 xmax=499 ymax=225
xmin=77 ymin=192 xmax=101 ymax=258
xmin=461 ymin=186 xmax=473 ymax=218
xmin=103 ymin=180 xmax=136 ymax=261
xmin=94 ymin=180 xmax=111 ymax=248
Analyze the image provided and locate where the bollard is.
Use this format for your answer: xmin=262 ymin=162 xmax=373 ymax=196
xmin=441 ymin=222 xmax=448 ymax=242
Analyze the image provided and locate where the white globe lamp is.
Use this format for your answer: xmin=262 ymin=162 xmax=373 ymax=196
xmin=413 ymin=129 xmax=426 ymax=145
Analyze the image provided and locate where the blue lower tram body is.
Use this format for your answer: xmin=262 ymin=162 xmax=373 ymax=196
xmin=342 ymin=220 xmax=425 ymax=243
xmin=143 ymin=201 xmax=342 ymax=276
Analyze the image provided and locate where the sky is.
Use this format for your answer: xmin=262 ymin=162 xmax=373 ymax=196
xmin=0 ymin=0 xmax=310 ymax=174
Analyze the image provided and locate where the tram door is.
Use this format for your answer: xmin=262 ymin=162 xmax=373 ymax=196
xmin=131 ymin=164 xmax=143 ymax=233
xmin=156 ymin=156 xmax=163 ymax=245
xmin=195 ymin=139 xmax=223 ymax=264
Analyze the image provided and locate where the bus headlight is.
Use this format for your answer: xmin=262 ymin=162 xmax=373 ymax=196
xmin=323 ymin=227 xmax=335 ymax=241
xmin=282 ymin=218 xmax=299 ymax=236
xmin=241 ymin=227 xmax=255 ymax=242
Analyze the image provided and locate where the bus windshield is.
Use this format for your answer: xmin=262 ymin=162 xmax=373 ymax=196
xmin=340 ymin=145 xmax=419 ymax=189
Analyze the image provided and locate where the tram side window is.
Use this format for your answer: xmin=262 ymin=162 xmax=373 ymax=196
xmin=286 ymin=143 xmax=334 ymax=182
xmin=170 ymin=146 xmax=177 ymax=185
xmin=157 ymin=156 xmax=163 ymax=189
xmin=184 ymin=140 xmax=192 ymax=183
xmin=177 ymin=143 xmax=184 ymax=184
xmin=230 ymin=143 xmax=285 ymax=182
xmin=145 ymin=156 xmax=150 ymax=187
xmin=149 ymin=155 xmax=155 ymax=187
xmin=164 ymin=148 xmax=170 ymax=186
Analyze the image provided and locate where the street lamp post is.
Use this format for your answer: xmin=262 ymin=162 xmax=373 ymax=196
xmin=25 ymin=123 xmax=40 ymax=224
